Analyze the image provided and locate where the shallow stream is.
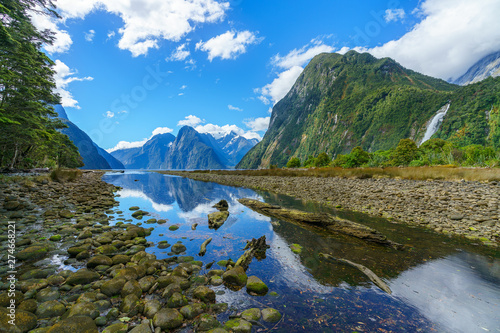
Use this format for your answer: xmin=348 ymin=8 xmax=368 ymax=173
xmin=102 ymin=171 xmax=500 ymax=333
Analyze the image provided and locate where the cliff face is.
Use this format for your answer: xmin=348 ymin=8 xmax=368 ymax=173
xmin=238 ymin=51 xmax=456 ymax=168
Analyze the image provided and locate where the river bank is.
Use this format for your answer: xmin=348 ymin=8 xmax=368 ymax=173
xmin=160 ymin=171 xmax=500 ymax=247
xmin=0 ymin=171 xmax=282 ymax=333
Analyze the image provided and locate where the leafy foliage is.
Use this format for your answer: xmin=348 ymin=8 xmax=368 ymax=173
xmin=0 ymin=0 xmax=82 ymax=169
xmin=286 ymin=157 xmax=301 ymax=168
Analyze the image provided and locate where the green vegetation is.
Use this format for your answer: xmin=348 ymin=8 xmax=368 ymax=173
xmin=286 ymin=157 xmax=301 ymax=168
xmin=237 ymin=51 xmax=500 ymax=169
xmin=0 ymin=0 xmax=82 ymax=169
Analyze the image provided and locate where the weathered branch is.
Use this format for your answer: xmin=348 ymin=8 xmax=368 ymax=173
xmin=238 ymin=198 xmax=403 ymax=250
xmin=320 ymin=253 xmax=392 ymax=294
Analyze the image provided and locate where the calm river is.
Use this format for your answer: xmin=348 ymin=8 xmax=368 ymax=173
xmin=102 ymin=171 xmax=500 ymax=333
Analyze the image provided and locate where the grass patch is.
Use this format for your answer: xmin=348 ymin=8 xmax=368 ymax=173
xmin=49 ymin=168 xmax=83 ymax=182
xmin=160 ymin=166 xmax=500 ymax=182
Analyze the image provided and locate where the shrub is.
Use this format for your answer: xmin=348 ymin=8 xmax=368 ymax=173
xmin=286 ymin=157 xmax=301 ymax=168
xmin=392 ymin=139 xmax=419 ymax=166
xmin=303 ymin=155 xmax=316 ymax=167
xmin=314 ymin=152 xmax=331 ymax=167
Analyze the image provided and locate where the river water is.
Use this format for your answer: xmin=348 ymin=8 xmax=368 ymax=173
xmin=102 ymin=171 xmax=500 ymax=333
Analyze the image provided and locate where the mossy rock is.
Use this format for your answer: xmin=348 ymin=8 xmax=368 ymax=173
xmin=241 ymin=308 xmax=261 ymax=321
xmin=129 ymin=206 xmax=140 ymax=211
xmin=224 ymin=319 xmax=252 ymax=333
xmin=47 ymin=316 xmax=98 ymax=333
xmin=167 ymin=292 xmax=188 ymax=308
xmin=193 ymin=286 xmax=216 ymax=303
xmin=222 ymin=266 xmax=247 ymax=289
xmin=87 ymin=255 xmax=113 ymax=269
xmin=290 ymin=244 xmax=302 ymax=254
xmin=49 ymin=235 xmax=62 ymax=242
xmin=169 ymin=225 xmax=179 ymax=231
xmin=180 ymin=303 xmax=206 ymax=320
xmin=208 ymin=211 xmax=229 ymax=229
xmin=246 ymin=276 xmax=268 ymax=295
xmin=66 ymin=269 xmax=100 ymax=286
xmin=17 ymin=245 xmax=49 ymax=261
xmin=102 ymin=323 xmax=128 ymax=333
xmin=196 ymin=314 xmax=221 ymax=331
xmin=153 ymin=308 xmax=184 ymax=330
xmin=171 ymin=243 xmax=186 ymax=254
xmin=0 ymin=308 xmax=37 ymax=333
xmin=101 ymin=278 xmax=126 ymax=297
xmin=36 ymin=300 xmax=66 ymax=318
xmin=261 ymin=308 xmax=282 ymax=322
xmin=95 ymin=245 xmax=118 ymax=255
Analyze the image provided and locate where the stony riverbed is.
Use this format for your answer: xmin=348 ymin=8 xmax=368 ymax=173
xmin=0 ymin=172 xmax=280 ymax=333
xmin=162 ymin=171 xmax=500 ymax=247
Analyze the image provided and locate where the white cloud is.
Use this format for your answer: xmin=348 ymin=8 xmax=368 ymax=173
xmin=272 ymin=41 xmax=334 ymax=70
xmin=196 ymin=30 xmax=260 ymax=61
xmin=30 ymin=10 xmax=72 ymax=54
xmin=105 ymin=111 xmax=114 ymax=118
xmin=177 ymin=115 xmax=204 ymax=127
xmin=107 ymin=126 xmax=174 ymax=152
xmin=244 ymin=117 xmax=270 ymax=132
xmin=167 ymin=43 xmax=190 ymax=61
xmin=107 ymin=31 xmax=116 ymax=40
xmin=384 ymin=9 xmax=406 ymax=22
xmin=256 ymin=39 xmax=334 ymax=105
xmin=107 ymin=139 xmax=148 ymax=152
xmin=258 ymin=66 xmax=304 ymax=105
xmin=152 ymin=127 xmax=173 ymax=136
xmin=180 ymin=85 xmax=188 ymax=90
xmin=53 ymin=0 xmax=230 ymax=56
xmin=228 ymin=105 xmax=243 ymax=112
xmin=53 ymin=60 xmax=94 ymax=109
xmin=366 ymin=0 xmax=500 ymax=81
xmin=84 ymin=29 xmax=95 ymax=42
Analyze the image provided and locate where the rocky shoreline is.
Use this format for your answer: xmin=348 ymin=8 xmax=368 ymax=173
xmin=0 ymin=171 xmax=280 ymax=333
xmin=161 ymin=171 xmax=500 ymax=247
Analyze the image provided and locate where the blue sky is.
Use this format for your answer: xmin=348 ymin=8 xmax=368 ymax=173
xmin=32 ymin=0 xmax=500 ymax=152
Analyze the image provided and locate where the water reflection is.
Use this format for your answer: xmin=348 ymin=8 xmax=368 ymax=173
xmin=102 ymin=171 xmax=500 ymax=333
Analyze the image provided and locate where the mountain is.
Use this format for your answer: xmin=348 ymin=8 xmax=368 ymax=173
xmin=238 ymin=51 xmax=500 ymax=169
xmin=110 ymin=134 xmax=175 ymax=169
xmin=453 ymin=51 xmax=500 ymax=86
xmin=216 ymin=132 xmax=259 ymax=167
xmin=164 ymin=126 xmax=225 ymax=169
xmin=111 ymin=127 xmax=257 ymax=169
xmin=55 ymin=105 xmax=124 ymax=169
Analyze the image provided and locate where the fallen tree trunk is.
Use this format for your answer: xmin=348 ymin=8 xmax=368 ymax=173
xmin=319 ymin=253 xmax=392 ymax=294
xmin=238 ymin=198 xmax=403 ymax=250
xmin=235 ymin=235 xmax=270 ymax=271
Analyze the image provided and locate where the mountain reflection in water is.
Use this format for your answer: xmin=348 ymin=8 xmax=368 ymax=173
xmin=103 ymin=171 xmax=500 ymax=333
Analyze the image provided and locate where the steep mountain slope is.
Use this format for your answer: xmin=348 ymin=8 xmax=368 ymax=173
xmin=55 ymin=105 xmax=124 ymax=169
xmin=453 ymin=51 xmax=500 ymax=86
xmin=218 ymin=133 xmax=259 ymax=167
xmin=164 ymin=126 xmax=226 ymax=170
xmin=238 ymin=51 xmax=457 ymax=168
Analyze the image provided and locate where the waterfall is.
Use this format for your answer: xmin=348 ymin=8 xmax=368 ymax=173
xmin=419 ymin=103 xmax=450 ymax=146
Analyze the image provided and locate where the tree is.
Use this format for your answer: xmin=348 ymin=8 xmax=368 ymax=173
xmin=392 ymin=139 xmax=419 ymax=166
xmin=314 ymin=152 xmax=331 ymax=167
xmin=0 ymin=0 xmax=81 ymax=169
xmin=286 ymin=157 xmax=301 ymax=168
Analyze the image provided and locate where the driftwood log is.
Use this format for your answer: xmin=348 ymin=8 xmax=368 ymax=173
xmin=198 ymin=237 xmax=212 ymax=256
xmin=319 ymin=253 xmax=392 ymax=294
xmin=238 ymin=198 xmax=403 ymax=250
xmin=235 ymin=235 xmax=270 ymax=271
